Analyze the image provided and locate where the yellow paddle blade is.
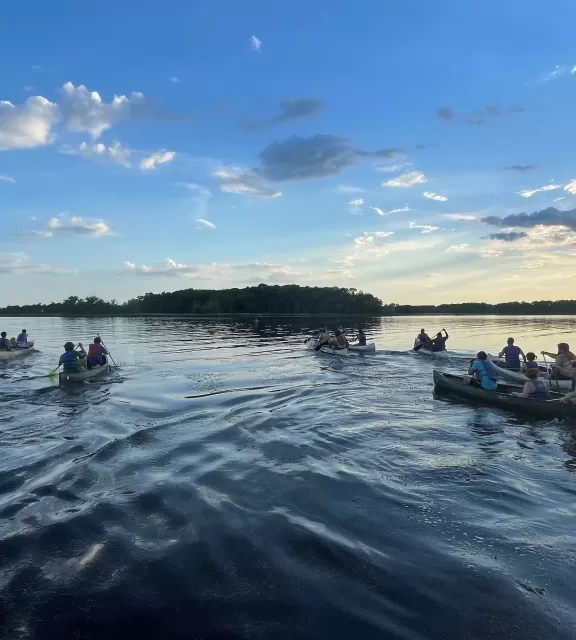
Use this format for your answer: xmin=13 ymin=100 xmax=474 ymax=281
xmin=48 ymin=367 xmax=59 ymax=377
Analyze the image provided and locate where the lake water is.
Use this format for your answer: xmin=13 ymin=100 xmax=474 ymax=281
xmin=1 ymin=315 xmax=575 ymax=639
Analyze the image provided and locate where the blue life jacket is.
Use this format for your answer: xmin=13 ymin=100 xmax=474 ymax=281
xmin=525 ymin=361 xmax=539 ymax=370
xmin=358 ymin=334 xmax=366 ymax=346
xmin=503 ymin=345 xmax=522 ymax=369
xmin=0 ymin=337 xmax=10 ymax=350
xmin=530 ymin=379 xmax=550 ymax=400
xmin=473 ymin=360 xmax=498 ymax=390
xmin=61 ymin=350 xmax=81 ymax=372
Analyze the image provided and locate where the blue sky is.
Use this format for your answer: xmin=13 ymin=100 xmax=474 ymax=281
xmin=2 ymin=0 xmax=576 ymax=305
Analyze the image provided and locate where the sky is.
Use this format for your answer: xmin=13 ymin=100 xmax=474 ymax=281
xmin=2 ymin=0 xmax=576 ymax=306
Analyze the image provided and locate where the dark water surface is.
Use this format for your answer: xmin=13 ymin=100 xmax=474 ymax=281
xmin=1 ymin=315 xmax=575 ymax=639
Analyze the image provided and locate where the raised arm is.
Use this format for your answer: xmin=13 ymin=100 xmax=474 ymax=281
xmin=541 ymin=350 xmax=556 ymax=358
xmin=519 ymin=347 xmax=526 ymax=361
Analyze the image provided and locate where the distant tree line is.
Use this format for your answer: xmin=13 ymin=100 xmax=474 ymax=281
xmin=0 ymin=285 xmax=384 ymax=316
xmin=389 ymin=300 xmax=576 ymax=315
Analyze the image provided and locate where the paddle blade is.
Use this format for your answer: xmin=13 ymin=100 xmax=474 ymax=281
xmin=48 ymin=369 xmax=58 ymax=377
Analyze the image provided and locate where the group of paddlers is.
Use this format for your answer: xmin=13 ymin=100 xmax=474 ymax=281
xmin=413 ymin=328 xmax=449 ymax=352
xmin=469 ymin=338 xmax=576 ymax=404
xmin=313 ymin=327 xmax=367 ymax=351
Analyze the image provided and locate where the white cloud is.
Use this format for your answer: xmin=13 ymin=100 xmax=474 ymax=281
xmin=541 ymin=65 xmax=566 ymax=82
xmin=140 ymin=150 xmax=175 ymax=170
xmin=0 ymin=175 xmax=16 ymax=183
xmin=382 ymin=171 xmax=427 ymax=188
xmin=59 ymin=140 xmax=132 ymax=168
xmin=250 ymin=35 xmax=262 ymax=51
xmin=186 ymin=183 xmax=212 ymax=219
xmin=0 ymin=96 xmax=59 ymax=150
xmin=517 ymin=184 xmax=561 ymax=198
xmin=375 ymin=163 xmax=410 ymax=173
xmin=196 ymin=218 xmax=215 ymax=229
xmin=445 ymin=244 xmax=471 ymax=252
xmin=0 ymin=252 xmax=75 ymax=276
xmin=59 ymin=82 xmax=149 ymax=139
xmin=409 ymin=221 xmax=439 ymax=233
xmin=124 ymin=259 xmax=302 ymax=282
xmin=554 ymin=196 xmax=567 ymax=202
xmin=572 ymin=65 xmax=576 ymax=74
xmin=370 ymin=205 xmax=410 ymax=216
xmin=563 ymin=180 xmax=576 ymax=195
xmin=213 ymin=167 xmax=281 ymax=198
xmin=442 ymin=213 xmax=478 ymax=221
xmin=348 ymin=198 xmax=364 ymax=214
xmin=334 ymin=184 xmax=367 ymax=194
xmin=169 ymin=77 xmax=179 ymax=83
xmin=30 ymin=216 xmax=113 ymax=238
xmin=353 ymin=231 xmax=395 ymax=247
xmin=423 ymin=191 xmax=448 ymax=202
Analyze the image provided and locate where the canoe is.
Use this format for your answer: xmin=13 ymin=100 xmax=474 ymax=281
xmin=59 ymin=361 xmax=110 ymax=384
xmin=306 ymin=338 xmax=349 ymax=356
xmin=433 ymin=370 xmax=576 ymax=419
xmin=319 ymin=345 xmax=348 ymax=357
xmin=488 ymin=354 xmax=574 ymax=391
xmin=414 ymin=345 xmax=448 ymax=357
xmin=0 ymin=341 xmax=36 ymax=359
xmin=348 ymin=343 xmax=376 ymax=352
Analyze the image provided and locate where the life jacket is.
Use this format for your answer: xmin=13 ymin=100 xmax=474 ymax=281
xmin=61 ymin=350 xmax=81 ymax=372
xmin=358 ymin=334 xmax=366 ymax=346
xmin=503 ymin=345 xmax=521 ymax=369
xmin=525 ymin=361 xmax=539 ymax=370
xmin=335 ymin=334 xmax=347 ymax=347
xmin=0 ymin=337 xmax=9 ymax=350
xmin=529 ymin=379 xmax=550 ymax=400
xmin=474 ymin=361 xmax=498 ymax=390
xmin=88 ymin=343 xmax=103 ymax=363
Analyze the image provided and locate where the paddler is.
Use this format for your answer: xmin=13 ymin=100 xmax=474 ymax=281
xmin=511 ymin=367 xmax=550 ymax=400
xmin=356 ymin=327 xmax=367 ymax=346
xmin=59 ymin=342 xmax=87 ymax=373
xmin=0 ymin=331 xmax=13 ymax=351
xmin=541 ymin=343 xmax=576 ymax=379
xmin=498 ymin=337 xmax=526 ymax=371
xmin=468 ymin=351 xmax=499 ymax=390
xmin=315 ymin=328 xmax=332 ymax=351
xmin=86 ymin=337 xmax=108 ymax=369
xmin=16 ymin=329 xmax=29 ymax=347
xmin=431 ymin=328 xmax=449 ymax=352
xmin=332 ymin=329 xmax=348 ymax=349
xmin=521 ymin=352 xmax=540 ymax=373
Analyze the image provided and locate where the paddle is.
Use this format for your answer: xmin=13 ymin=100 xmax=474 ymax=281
xmin=541 ymin=352 xmax=560 ymax=391
xmin=96 ymin=333 xmax=116 ymax=366
xmin=48 ymin=343 xmax=82 ymax=376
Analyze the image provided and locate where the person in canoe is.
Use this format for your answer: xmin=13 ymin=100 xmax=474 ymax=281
xmin=355 ymin=327 xmax=367 ymax=346
xmin=431 ymin=329 xmax=449 ymax=352
xmin=468 ymin=351 xmax=499 ymax=390
xmin=559 ymin=390 xmax=576 ymax=405
xmin=331 ymin=329 xmax=349 ymax=349
xmin=511 ymin=367 xmax=550 ymax=400
xmin=16 ymin=329 xmax=28 ymax=348
xmin=314 ymin=328 xmax=332 ymax=351
xmin=59 ymin=342 xmax=87 ymax=373
xmin=521 ymin=352 xmax=541 ymax=374
xmin=0 ymin=331 xmax=14 ymax=351
xmin=86 ymin=337 xmax=108 ymax=369
xmin=413 ymin=329 xmax=430 ymax=351
xmin=498 ymin=337 xmax=526 ymax=371
xmin=541 ymin=343 xmax=576 ymax=379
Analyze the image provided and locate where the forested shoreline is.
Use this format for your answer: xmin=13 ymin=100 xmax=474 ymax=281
xmin=1 ymin=284 xmax=576 ymax=316
xmin=0 ymin=285 xmax=384 ymax=316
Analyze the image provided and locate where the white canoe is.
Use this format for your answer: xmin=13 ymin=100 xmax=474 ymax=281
xmin=59 ymin=361 xmax=110 ymax=383
xmin=305 ymin=338 xmax=349 ymax=357
xmin=487 ymin=356 xmax=573 ymax=391
xmin=0 ymin=341 xmax=35 ymax=359
xmin=348 ymin=342 xmax=376 ymax=352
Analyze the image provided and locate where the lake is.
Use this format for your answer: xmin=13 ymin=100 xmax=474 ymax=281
xmin=1 ymin=315 xmax=575 ymax=639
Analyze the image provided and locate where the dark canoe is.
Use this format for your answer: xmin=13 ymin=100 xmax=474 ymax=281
xmin=433 ymin=370 xmax=576 ymax=420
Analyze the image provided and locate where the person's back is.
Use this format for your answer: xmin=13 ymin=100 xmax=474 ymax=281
xmin=432 ymin=330 xmax=448 ymax=352
xmin=502 ymin=344 xmax=522 ymax=370
xmin=17 ymin=330 xmax=27 ymax=348
xmin=59 ymin=342 xmax=86 ymax=373
xmin=333 ymin=330 xmax=347 ymax=348
xmin=528 ymin=378 xmax=550 ymax=400
xmin=357 ymin=330 xmax=367 ymax=346
xmin=0 ymin=332 xmax=12 ymax=351
xmin=469 ymin=352 xmax=498 ymax=390
xmin=521 ymin=352 xmax=539 ymax=373
xmin=87 ymin=338 xmax=107 ymax=368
